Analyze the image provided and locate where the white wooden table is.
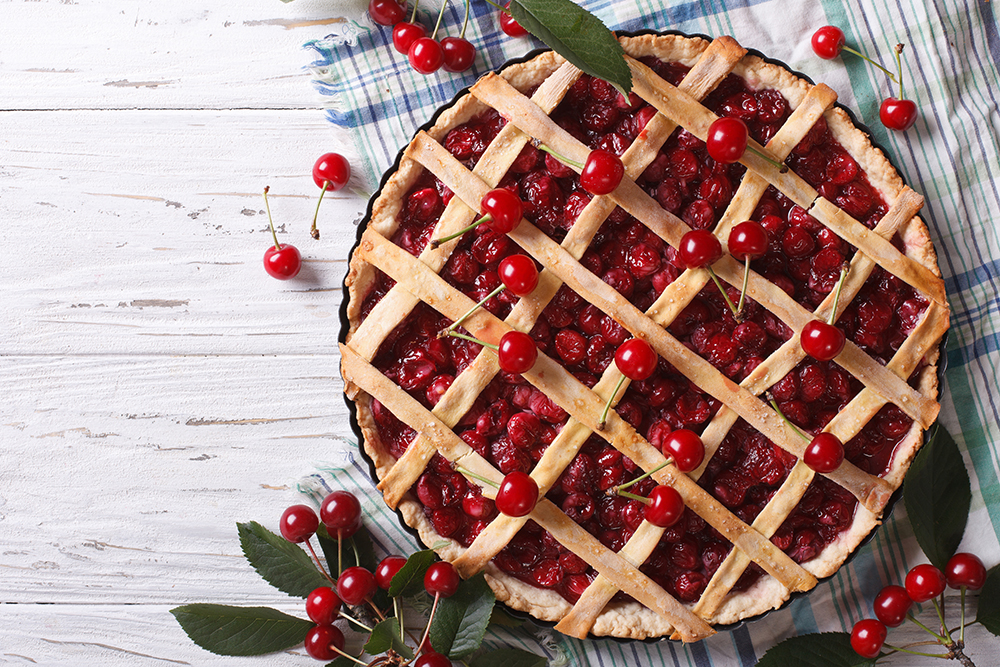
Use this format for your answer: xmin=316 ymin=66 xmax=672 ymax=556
xmin=3 ymin=2 xmax=995 ymax=665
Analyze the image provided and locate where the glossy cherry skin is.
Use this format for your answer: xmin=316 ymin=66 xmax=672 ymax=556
xmin=336 ymin=566 xmax=377 ymax=606
xmin=728 ymin=221 xmax=768 ymax=260
xmin=678 ymin=229 xmax=723 ymax=269
xmin=305 ymin=586 xmax=342 ymax=625
xmin=481 ymin=188 xmax=524 ymax=233
xmin=580 ymin=149 xmax=625 ymax=195
xmin=320 ymin=490 xmax=362 ymax=536
xmin=497 ymin=330 xmax=537 ymax=373
xmin=644 ymin=485 xmax=685 ymax=528
xmin=424 ymin=561 xmax=461 ymax=598
xmin=408 ymin=37 xmax=444 ymax=74
xmin=369 ymin=0 xmax=406 ymax=26
xmin=662 ymin=429 xmax=705 ymax=473
xmin=498 ymin=254 xmax=539 ymax=295
xmin=812 ymin=26 xmax=846 ymax=59
xmin=873 ymin=585 xmax=912 ymax=627
xmin=614 ymin=338 xmax=658 ymax=381
xmin=264 ymin=244 xmax=302 ymax=280
xmin=803 ymin=432 xmax=844 ymax=473
xmin=850 ymin=619 xmax=886 ymax=659
xmin=393 ymin=21 xmax=427 ymax=55
xmin=800 ymin=319 xmax=846 ymax=361
xmin=880 ymin=97 xmax=918 ymax=131
xmin=375 ymin=555 xmax=408 ymax=590
xmin=279 ymin=504 xmax=318 ymax=543
xmin=706 ymin=117 xmax=749 ymax=164
xmin=905 ymin=563 xmax=947 ymax=602
xmin=499 ymin=4 xmax=528 ymax=37
xmin=441 ymin=36 xmax=476 ymax=73
xmin=495 ymin=471 xmax=539 ymax=517
xmin=304 ymin=624 xmax=346 ymax=661
xmin=415 ymin=652 xmax=453 ymax=667
xmin=312 ymin=152 xmax=351 ymax=191
xmin=945 ymin=552 xmax=987 ymax=590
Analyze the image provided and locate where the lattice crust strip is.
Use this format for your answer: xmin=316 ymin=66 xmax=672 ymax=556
xmin=342 ymin=35 xmax=947 ymax=640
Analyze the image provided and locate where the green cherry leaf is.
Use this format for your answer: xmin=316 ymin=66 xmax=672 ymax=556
xmin=170 ymin=604 xmax=312 ymax=656
xmin=756 ymin=632 xmax=879 ymax=667
xmin=974 ymin=565 xmax=1000 ymax=636
xmin=237 ymin=521 xmax=330 ymax=598
xmin=903 ymin=425 xmax=971 ymax=570
xmin=428 ymin=573 xmax=496 ymax=659
xmin=317 ymin=522 xmax=378 ymax=575
xmin=323 ymin=658 xmax=357 ymax=667
xmin=387 ymin=549 xmax=437 ymax=598
xmin=468 ymin=647 xmax=547 ymax=667
xmin=363 ymin=617 xmax=414 ymax=659
xmin=508 ymin=0 xmax=631 ymax=96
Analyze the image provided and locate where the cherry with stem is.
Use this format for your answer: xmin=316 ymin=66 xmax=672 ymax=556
xmin=443 ymin=329 xmax=537 ymax=374
xmin=311 ymin=153 xmax=351 ymax=239
xmin=262 ymin=187 xmax=302 ymax=280
xmin=705 ymin=117 xmax=788 ymax=173
xmin=441 ymin=0 xmax=475 ymax=72
xmin=534 ymin=143 xmax=624 ymax=196
xmin=811 ymin=25 xmax=900 ymax=84
xmin=678 ymin=229 xmax=741 ymax=320
xmin=727 ymin=220 xmax=768 ymax=318
xmin=598 ymin=338 xmax=657 ymax=430
xmin=430 ymin=188 xmax=523 ymax=247
xmin=800 ymin=264 xmax=849 ymax=361
xmin=880 ymin=43 xmax=918 ymax=131
xmin=456 ymin=466 xmax=538 ymax=518
xmin=439 ymin=254 xmax=538 ymax=337
xmin=767 ymin=392 xmax=844 ymax=473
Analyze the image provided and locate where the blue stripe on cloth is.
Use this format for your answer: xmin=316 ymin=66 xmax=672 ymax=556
xmin=731 ymin=625 xmax=756 ymax=666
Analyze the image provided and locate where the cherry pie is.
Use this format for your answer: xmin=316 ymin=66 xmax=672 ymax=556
xmin=340 ymin=33 xmax=949 ymax=641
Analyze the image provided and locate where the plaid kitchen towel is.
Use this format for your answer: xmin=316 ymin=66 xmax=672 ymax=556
xmin=304 ymin=0 xmax=1000 ymax=663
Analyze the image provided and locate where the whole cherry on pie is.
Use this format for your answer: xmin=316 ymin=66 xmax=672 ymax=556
xmin=661 ymin=429 xmax=705 ymax=473
xmin=801 ymin=320 xmax=846 ymax=361
xmin=580 ymin=149 xmax=625 ymax=195
xmin=495 ymin=471 xmax=539 ymax=517
xmin=802 ymin=431 xmax=844 ymax=473
xmin=706 ymin=117 xmax=749 ymax=164
xmin=678 ymin=229 xmax=723 ymax=269
xmin=496 ymin=330 xmax=537 ymax=373
xmin=644 ymin=484 xmax=685 ymax=528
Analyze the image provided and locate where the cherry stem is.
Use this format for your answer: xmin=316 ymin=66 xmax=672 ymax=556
xmin=611 ymin=459 xmax=672 ymax=495
xmin=409 ymin=0 xmax=420 ymax=24
xmin=933 ymin=596 xmax=952 ymax=644
xmin=618 ymin=490 xmax=652 ymax=505
xmin=394 ymin=597 xmax=405 ymax=641
xmin=262 ymin=186 xmax=281 ymax=251
xmin=455 ymin=464 xmax=499 ymax=489
xmin=431 ymin=214 xmax=492 ymax=248
xmin=736 ymin=256 xmax=750 ymax=317
xmin=766 ymin=393 xmax=811 ymax=442
xmin=310 ymin=181 xmax=327 ymax=240
xmin=744 ymin=144 xmax=788 ymax=173
xmin=412 ymin=593 xmax=441 ymax=665
xmin=460 ymin=0 xmax=470 ymax=38
xmin=368 ymin=596 xmax=388 ymax=622
xmin=705 ymin=267 xmax=741 ymax=320
xmin=535 ymin=142 xmax=583 ymax=171
xmin=441 ymin=284 xmax=503 ymax=337
xmin=444 ymin=330 xmax=498 ymax=352
xmin=338 ymin=530 xmax=343 ymax=576
xmin=826 ymin=265 xmax=849 ymax=325
xmin=883 ymin=644 xmax=949 ymax=659
xmin=304 ymin=538 xmax=337 ymax=586
xmin=907 ymin=612 xmax=949 ymax=643
xmin=481 ymin=0 xmax=506 ymax=12
xmin=960 ymin=586 xmax=967 ymax=644
xmin=894 ymin=42 xmax=906 ymax=100
xmin=841 ymin=44 xmax=899 ymax=83
xmin=330 ymin=644 xmax=369 ymax=666
xmin=598 ymin=375 xmax=627 ymax=430
xmin=339 ymin=609 xmax=374 ymax=633
xmin=431 ymin=0 xmax=447 ymax=40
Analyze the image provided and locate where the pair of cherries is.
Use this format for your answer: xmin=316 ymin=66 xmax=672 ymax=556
xmin=370 ymin=0 xmax=476 ymax=74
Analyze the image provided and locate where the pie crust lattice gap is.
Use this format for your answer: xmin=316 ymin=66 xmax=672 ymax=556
xmin=341 ymin=34 xmax=949 ymax=641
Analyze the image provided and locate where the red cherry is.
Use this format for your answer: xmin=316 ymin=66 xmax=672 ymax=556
xmin=499 ymin=3 xmax=528 ymax=37
xmin=393 ymin=21 xmax=427 ymax=55
xmin=279 ymin=504 xmax=318 ymax=543
xmin=880 ymin=97 xmax=918 ymax=131
xmin=706 ymin=117 xmax=748 ymax=164
xmin=441 ymin=36 xmax=476 ymax=73
xmin=481 ymin=188 xmax=524 ymax=233
xmin=644 ymin=485 xmax=685 ymax=528
xmin=415 ymin=652 xmax=453 ymax=667
xmin=304 ymin=624 xmax=345 ymax=661
xmin=945 ymin=552 xmax=987 ymax=590
xmin=495 ymin=471 xmax=539 ymax=517
xmin=408 ymin=37 xmax=444 ymax=74
xmin=498 ymin=254 xmax=539 ymax=295
xmin=497 ymin=330 xmax=537 ymax=374
xmin=614 ymin=338 xmax=658 ymax=381
xmin=264 ymin=244 xmax=302 ymax=280
xmin=662 ymin=429 xmax=705 ymax=473
xmin=336 ymin=566 xmax=377 ymax=606
xmin=368 ymin=0 xmax=406 ymax=26
xmin=320 ymin=490 xmax=362 ymax=537
xmin=905 ymin=563 xmax=946 ymax=602
xmin=800 ymin=320 xmax=846 ymax=361
xmin=728 ymin=221 xmax=768 ymax=260
xmin=305 ymin=586 xmax=342 ymax=625
xmin=850 ymin=619 xmax=886 ymax=659
xmin=375 ymin=555 xmax=408 ymax=590
xmin=812 ymin=26 xmax=846 ymax=59
xmin=312 ymin=153 xmax=351 ymax=191
xmin=873 ymin=585 xmax=912 ymax=627
xmin=678 ymin=229 xmax=723 ymax=269
xmin=424 ymin=561 xmax=461 ymax=598
xmin=803 ymin=432 xmax=844 ymax=473
xmin=580 ymin=149 xmax=625 ymax=195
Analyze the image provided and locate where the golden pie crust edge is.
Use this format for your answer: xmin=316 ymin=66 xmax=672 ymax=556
xmin=342 ymin=34 xmax=945 ymax=639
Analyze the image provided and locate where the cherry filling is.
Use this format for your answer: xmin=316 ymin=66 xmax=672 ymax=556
xmin=359 ymin=63 xmax=928 ymax=605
